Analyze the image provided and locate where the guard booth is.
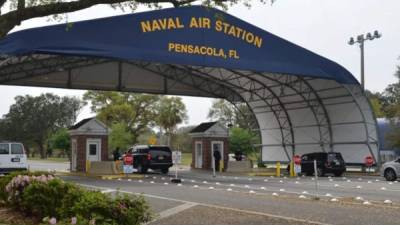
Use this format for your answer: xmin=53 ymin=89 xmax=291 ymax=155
xmin=189 ymin=122 xmax=229 ymax=171
xmin=68 ymin=117 xmax=110 ymax=172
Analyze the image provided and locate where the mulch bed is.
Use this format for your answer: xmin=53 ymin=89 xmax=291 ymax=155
xmin=0 ymin=206 xmax=39 ymax=225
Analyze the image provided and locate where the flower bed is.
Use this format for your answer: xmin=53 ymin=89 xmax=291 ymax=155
xmin=0 ymin=172 xmax=152 ymax=225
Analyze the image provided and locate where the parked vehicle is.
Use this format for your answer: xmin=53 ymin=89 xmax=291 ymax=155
xmin=381 ymin=158 xmax=400 ymax=181
xmin=0 ymin=142 xmax=27 ymax=174
xmin=301 ymin=152 xmax=346 ymax=177
xmin=127 ymin=145 xmax=173 ymax=174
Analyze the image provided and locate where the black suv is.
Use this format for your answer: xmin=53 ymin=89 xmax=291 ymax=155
xmin=301 ymin=152 xmax=346 ymax=177
xmin=129 ymin=145 xmax=173 ymax=174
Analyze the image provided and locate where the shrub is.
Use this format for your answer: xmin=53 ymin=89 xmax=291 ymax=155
xmin=111 ymin=194 xmax=152 ymax=225
xmin=20 ymin=178 xmax=80 ymax=218
xmin=4 ymin=174 xmax=55 ymax=209
xmin=0 ymin=171 xmax=51 ymax=202
xmin=1 ymin=171 xmax=153 ymax=225
xmin=70 ymin=191 xmax=114 ymax=223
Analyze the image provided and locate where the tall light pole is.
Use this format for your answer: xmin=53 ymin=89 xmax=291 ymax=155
xmin=348 ymin=30 xmax=381 ymax=91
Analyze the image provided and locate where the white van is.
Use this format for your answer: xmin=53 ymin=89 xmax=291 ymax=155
xmin=0 ymin=142 xmax=27 ymax=173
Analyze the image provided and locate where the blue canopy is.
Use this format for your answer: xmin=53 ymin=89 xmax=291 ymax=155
xmin=0 ymin=6 xmax=357 ymax=84
xmin=0 ymin=6 xmax=379 ymax=165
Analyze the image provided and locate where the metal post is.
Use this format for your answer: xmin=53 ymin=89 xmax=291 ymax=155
xmin=313 ymin=160 xmax=320 ymax=199
xmin=212 ymin=154 xmax=216 ymax=178
xmin=276 ymin=162 xmax=281 ymax=177
xmin=360 ymin=41 xmax=365 ymax=91
xmin=171 ymin=151 xmax=181 ymax=183
xmin=175 ymin=159 xmax=178 ymax=179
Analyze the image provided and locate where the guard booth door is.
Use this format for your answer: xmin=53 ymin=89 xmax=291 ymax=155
xmin=86 ymin=139 xmax=101 ymax=162
xmin=211 ymin=141 xmax=223 ymax=171
xmin=195 ymin=141 xmax=203 ymax=168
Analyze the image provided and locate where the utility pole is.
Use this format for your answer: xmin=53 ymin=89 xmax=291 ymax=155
xmin=348 ymin=30 xmax=381 ymax=91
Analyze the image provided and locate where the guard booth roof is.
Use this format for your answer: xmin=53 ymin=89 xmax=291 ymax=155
xmin=0 ymin=6 xmax=379 ymax=165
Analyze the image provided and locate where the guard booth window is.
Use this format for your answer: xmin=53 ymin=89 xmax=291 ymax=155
xmin=89 ymin=144 xmax=97 ymax=155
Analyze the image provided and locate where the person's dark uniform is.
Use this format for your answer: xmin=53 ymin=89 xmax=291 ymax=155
xmin=113 ymin=147 xmax=121 ymax=161
xmin=213 ymin=150 xmax=222 ymax=172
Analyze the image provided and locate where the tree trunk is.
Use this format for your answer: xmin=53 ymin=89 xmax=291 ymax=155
xmin=38 ymin=142 xmax=46 ymax=159
xmin=24 ymin=145 xmax=30 ymax=158
xmin=66 ymin=148 xmax=72 ymax=161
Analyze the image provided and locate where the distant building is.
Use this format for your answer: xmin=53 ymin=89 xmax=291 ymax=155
xmin=378 ymin=118 xmax=400 ymax=162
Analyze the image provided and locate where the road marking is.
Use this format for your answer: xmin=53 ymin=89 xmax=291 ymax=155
xmin=157 ymin=202 xmax=198 ymax=220
xmin=78 ymin=184 xmax=331 ymax=225
xmin=101 ymin=189 xmax=115 ymax=194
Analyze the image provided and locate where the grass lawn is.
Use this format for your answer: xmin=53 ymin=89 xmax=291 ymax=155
xmin=28 ymin=157 xmax=69 ymax=163
xmin=181 ymin=153 xmax=192 ymax=166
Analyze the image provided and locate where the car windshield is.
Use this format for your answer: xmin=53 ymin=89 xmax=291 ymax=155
xmin=328 ymin=153 xmax=343 ymax=162
xmin=149 ymin=146 xmax=171 ymax=152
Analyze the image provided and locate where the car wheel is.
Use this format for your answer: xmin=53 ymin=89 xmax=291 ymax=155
xmin=161 ymin=168 xmax=169 ymax=174
xmin=384 ymin=168 xmax=397 ymax=181
xmin=137 ymin=164 xmax=148 ymax=174
xmin=334 ymin=172 xmax=343 ymax=177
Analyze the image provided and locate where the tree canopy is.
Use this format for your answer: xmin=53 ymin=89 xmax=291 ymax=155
xmin=48 ymin=128 xmax=71 ymax=158
xmin=109 ymin=122 xmax=134 ymax=151
xmin=0 ymin=93 xmax=84 ymax=158
xmin=0 ymin=0 xmax=270 ymax=38
xmin=157 ymin=96 xmax=187 ymax=145
xmin=366 ymin=62 xmax=400 ymax=150
xmin=84 ymin=91 xmax=188 ymax=146
xmin=207 ymin=99 xmax=255 ymax=129
xmin=83 ymin=91 xmax=160 ymax=144
xmin=229 ymin=127 xmax=256 ymax=155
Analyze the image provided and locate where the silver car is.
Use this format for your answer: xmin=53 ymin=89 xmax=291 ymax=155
xmin=381 ymin=158 xmax=400 ymax=181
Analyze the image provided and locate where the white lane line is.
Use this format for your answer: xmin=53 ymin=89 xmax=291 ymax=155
xmin=101 ymin=189 xmax=115 ymax=194
xmin=78 ymin=184 xmax=331 ymax=225
xmin=157 ymin=202 xmax=198 ymax=220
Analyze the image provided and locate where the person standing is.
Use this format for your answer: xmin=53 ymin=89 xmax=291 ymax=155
xmin=113 ymin=147 xmax=121 ymax=161
xmin=213 ymin=149 xmax=221 ymax=172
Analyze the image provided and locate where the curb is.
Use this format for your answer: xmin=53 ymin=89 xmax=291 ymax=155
xmin=55 ymin=171 xmax=144 ymax=180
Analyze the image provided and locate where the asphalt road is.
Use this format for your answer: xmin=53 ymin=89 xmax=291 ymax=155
xmin=61 ymin=171 xmax=400 ymax=225
xmin=176 ymin=170 xmax=400 ymax=203
xmin=27 ymin=160 xmax=70 ymax=172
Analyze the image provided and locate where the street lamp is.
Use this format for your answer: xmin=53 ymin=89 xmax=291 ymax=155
xmin=348 ymin=30 xmax=382 ymax=91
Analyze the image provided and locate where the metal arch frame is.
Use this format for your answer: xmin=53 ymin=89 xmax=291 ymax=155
xmin=190 ymin=67 xmax=292 ymax=160
xmin=0 ymin=55 xmax=262 ymax=135
xmin=124 ymin=61 xmax=261 ymax=132
xmin=0 ymin=55 xmax=109 ymax=84
xmin=297 ymin=76 xmax=334 ymax=151
xmin=0 ymin=55 xmax=259 ymax=126
xmin=181 ymin=66 xmax=295 ymax=161
xmin=0 ymin=54 xmax=381 ymax=165
xmin=225 ymin=69 xmax=296 ymax=159
xmin=251 ymin=72 xmax=333 ymax=152
xmin=341 ymin=84 xmax=380 ymax=166
xmin=125 ymin=61 xmax=241 ymax=102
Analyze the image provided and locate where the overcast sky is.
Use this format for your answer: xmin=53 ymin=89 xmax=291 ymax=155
xmin=0 ymin=0 xmax=399 ymax=126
